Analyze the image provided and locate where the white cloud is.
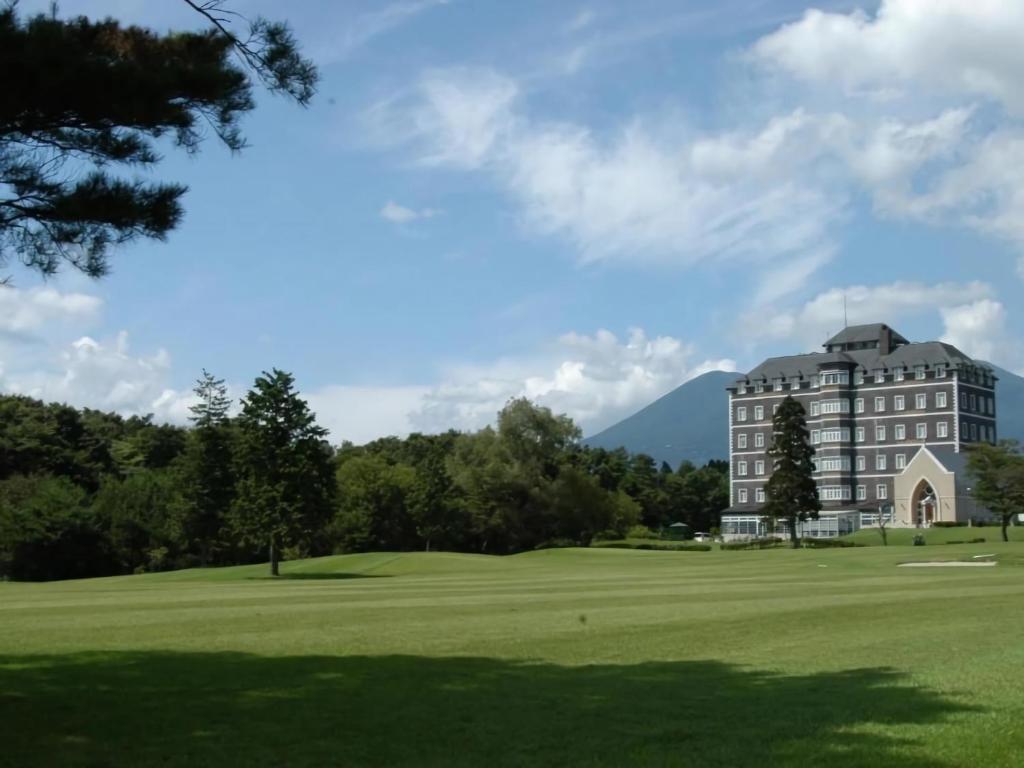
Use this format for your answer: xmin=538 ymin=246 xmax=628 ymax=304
xmin=411 ymin=328 xmax=735 ymax=436
xmin=305 ymin=385 xmax=431 ymax=445
xmin=742 ymin=280 xmax=996 ymax=349
xmin=301 ymin=328 xmax=735 ymax=444
xmin=752 ymin=0 xmax=1024 ymax=112
xmin=0 ymin=286 xmax=102 ymax=335
xmin=314 ymin=0 xmax=451 ymax=63
xmin=940 ymin=299 xmax=1021 ymax=369
xmin=1 ymin=330 xmax=194 ymax=421
xmin=379 ymin=200 xmax=442 ymax=223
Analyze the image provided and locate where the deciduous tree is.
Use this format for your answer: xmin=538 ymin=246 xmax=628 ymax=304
xmin=967 ymin=440 xmax=1024 ymax=542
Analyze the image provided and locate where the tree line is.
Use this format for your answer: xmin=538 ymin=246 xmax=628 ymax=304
xmin=0 ymin=371 xmax=729 ymax=581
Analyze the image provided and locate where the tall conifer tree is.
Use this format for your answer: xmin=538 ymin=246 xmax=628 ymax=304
xmin=231 ymin=370 xmax=335 ymax=575
xmin=764 ymin=396 xmax=821 ymax=548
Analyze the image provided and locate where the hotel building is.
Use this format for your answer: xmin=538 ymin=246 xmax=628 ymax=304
xmin=722 ymin=324 xmax=997 ymax=538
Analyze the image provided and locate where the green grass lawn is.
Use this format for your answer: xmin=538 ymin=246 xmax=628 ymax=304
xmin=2 ymin=546 xmax=1024 ymax=767
xmin=844 ymin=524 xmax=1024 ymax=546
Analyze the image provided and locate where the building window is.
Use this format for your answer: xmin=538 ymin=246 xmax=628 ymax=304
xmin=772 ymin=378 xmax=782 ymax=392
xmin=936 ymin=391 xmax=947 ymax=409
xmin=738 ymin=461 xmax=748 ymax=476
xmin=876 ymin=454 xmax=887 ymax=470
xmin=854 ymin=397 xmax=864 ymax=414
xmin=962 ymin=420 xmax=969 ymax=440
xmin=737 ymin=407 xmax=747 ymax=422
xmin=821 ymin=428 xmax=850 ymax=443
xmin=810 ymin=375 xmax=819 ymax=389
xmin=969 ymin=394 xmax=977 ymax=411
xmin=756 ymin=488 xmax=765 ymax=503
xmin=820 ymin=486 xmax=852 ymax=501
xmin=876 ymin=425 xmax=887 ymax=441
xmin=894 ymin=366 xmax=905 ymax=382
xmin=935 ymin=364 xmax=946 ymax=378
xmin=755 ymin=383 xmax=764 ymax=394
xmin=773 ymin=404 xmax=780 ymax=416
xmin=737 ymin=384 xmax=747 ymax=395
xmin=937 ymin=421 xmax=948 ymax=438
xmin=738 ymin=488 xmax=748 ymax=504
xmin=856 ymin=485 xmax=867 ymax=501
xmin=854 ymin=370 xmax=864 ymax=385
xmin=811 ymin=430 xmax=821 ymax=445
xmin=820 ymin=399 xmax=850 ymax=414
xmin=874 ymin=369 xmax=886 ymax=383
xmin=916 ymin=423 xmax=927 ymax=440
xmin=755 ymin=433 xmax=765 ymax=448
xmin=820 ymin=371 xmax=849 ymax=386
xmin=894 ymin=424 xmax=906 ymax=440
xmin=874 ymin=396 xmax=886 ymax=412
xmin=754 ymin=405 xmax=764 ymax=420
xmin=915 ymin=393 xmax=927 ymax=410
xmin=855 ymin=427 xmax=865 ymax=443
xmin=915 ymin=365 xmax=926 ymax=380
xmin=895 ymin=453 xmax=906 ymax=469
xmin=960 ymin=392 xmax=968 ymax=409
xmin=755 ymin=460 xmax=765 ymax=476
xmin=970 ymin=423 xmax=978 ymax=440
xmin=894 ymin=395 xmax=905 ymax=411
xmin=810 ymin=401 xmax=821 ymax=417
xmin=817 ymin=456 xmax=851 ymax=472
xmin=737 ymin=433 xmax=748 ymax=449
xmin=856 ymin=455 xmax=866 ymax=471
xmin=877 ymin=484 xmax=888 ymax=500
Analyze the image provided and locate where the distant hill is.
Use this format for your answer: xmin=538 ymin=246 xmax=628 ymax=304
xmin=583 ymin=371 xmax=736 ymax=467
xmin=583 ymin=365 xmax=1024 ymax=468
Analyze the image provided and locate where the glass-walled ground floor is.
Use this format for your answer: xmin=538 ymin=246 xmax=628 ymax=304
xmin=720 ymin=509 xmax=898 ymax=541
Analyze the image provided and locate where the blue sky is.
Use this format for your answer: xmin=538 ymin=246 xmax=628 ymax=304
xmin=3 ymin=0 xmax=1024 ymax=443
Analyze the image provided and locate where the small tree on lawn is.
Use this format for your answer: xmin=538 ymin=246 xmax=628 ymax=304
xmin=967 ymin=440 xmax=1024 ymax=543
xmin=232 ymin=369 xmax=336 ymax=575
xmin=763 ymin=396 xmax=821 ymax=548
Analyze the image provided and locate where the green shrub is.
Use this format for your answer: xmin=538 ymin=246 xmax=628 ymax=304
xmin=912 ymin=534 xmax=926 ymax=546
xmin=591 ymin=540 xmax=711 ymax=552
xmin=626 ymin=525 xmax=658 ymax=540
xmin=720 ymin=537 xmax=783 ymax=551
xmin=801 ymin=538 xmax=864 ymax=548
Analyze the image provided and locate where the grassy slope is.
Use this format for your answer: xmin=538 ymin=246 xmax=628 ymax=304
xmin=844 ymin=525 xmax=1024 ymax=546
xmin=2 ymin=547 xmax=1024 ymax=767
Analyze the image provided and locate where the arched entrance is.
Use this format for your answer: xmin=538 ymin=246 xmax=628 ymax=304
xmin=910 ymin=479 xmax=938 ymax=527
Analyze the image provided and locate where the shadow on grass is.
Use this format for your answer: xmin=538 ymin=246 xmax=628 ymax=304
xmin=0 ymin=652 xmax=975 ymax=768
xmin=245 ymin=573 xmax=391 ymax=581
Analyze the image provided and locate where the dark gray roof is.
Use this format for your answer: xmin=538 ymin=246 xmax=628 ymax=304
xmin=825 ymin=323 xmax=908 ymax=347
xmin=736 ymin=341 xmax=989 ymax=384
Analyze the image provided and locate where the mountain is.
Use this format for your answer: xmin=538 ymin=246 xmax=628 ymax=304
xmin=583 ymin=365 xmax=1024 ymax=468
xmin=583 ymin=370 xmax=736 ymax=467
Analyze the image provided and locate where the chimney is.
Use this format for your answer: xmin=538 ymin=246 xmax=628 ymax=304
xmin=879 ymin=325 xmax=893 ymax=356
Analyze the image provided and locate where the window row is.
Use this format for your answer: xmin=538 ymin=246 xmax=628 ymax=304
xmin=960 ymin=392 xmax=995 ymax=415
xmin=819 ymin=421 xmax=951 ymax=444
xmin=735 ymin=404 xmax=778 ymax=422
xmin=962 ymin=422 xmax=996 ymax=443
xmin=736 ymin=460 xmax=767 ymax=477
xmin=735 ymin=432 xmax=767 ymax=449
xmin=735 ymin=487 xmax=767 ymax=505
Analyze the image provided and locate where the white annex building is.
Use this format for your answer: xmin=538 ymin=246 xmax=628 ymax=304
xmin=721 ymin=324 xmax=996 ymax=540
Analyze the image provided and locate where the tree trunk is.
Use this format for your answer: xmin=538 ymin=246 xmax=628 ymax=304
xmin=424 ymin=537 xmax=431 ymax=553
xmin=269 ymin=539 xmax=279 ymax=577
xmin=789 ymin=517 xmax=800 ymax=549
xmin=879 ymin=525 xmax=888 ymax=546
xmin=1002 ymin=517 xmax=1009 ymax=543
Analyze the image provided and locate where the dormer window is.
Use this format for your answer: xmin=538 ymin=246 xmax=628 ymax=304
xmin=873 ymin=369 xmax=885 ymax=383
xmin=893 ymin=366 xmax=905 ymax=382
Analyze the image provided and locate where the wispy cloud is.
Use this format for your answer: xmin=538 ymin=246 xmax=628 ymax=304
xmin=316 ymin=0 xmax=452 ymax=63
xmin=379 ymin=200 xmax=442 ymax=223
